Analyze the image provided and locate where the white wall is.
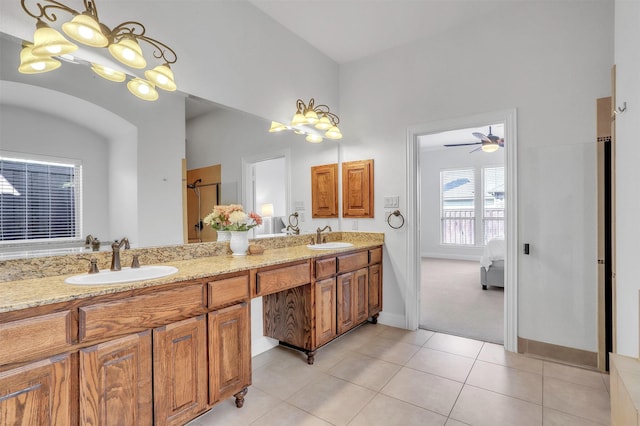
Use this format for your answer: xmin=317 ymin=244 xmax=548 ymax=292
xmin=420 ymin=146 xmax=504 ymax=260
xmin=0 ymin=104 xmax=109 ymax=240
xmin=614 ymin=0 xmax=640 ymax=357
xmin=339 ymin=1 xmax=613 ymax=351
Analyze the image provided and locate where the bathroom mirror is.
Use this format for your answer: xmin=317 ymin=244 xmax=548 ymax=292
xmin=0 ymin=32 xmax=339 ymax=257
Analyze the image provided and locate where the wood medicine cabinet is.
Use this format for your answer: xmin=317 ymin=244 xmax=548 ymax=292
xmin=342 ymin=159 xmax=374 ymax=218
xmin=311 ymin=164 xmax=339 ymax=218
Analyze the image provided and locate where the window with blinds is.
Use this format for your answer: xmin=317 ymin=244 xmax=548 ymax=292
xmin=0 ymin=155 xmax=82 ymax=242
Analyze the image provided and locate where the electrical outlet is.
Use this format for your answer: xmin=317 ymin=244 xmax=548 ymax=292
xmin=299 ymin=212 xmax=305 ymax=222
xmin=352 ymin=220 xmax=358 ymax=230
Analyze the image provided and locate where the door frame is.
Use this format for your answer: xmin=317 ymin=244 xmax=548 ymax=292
xmin=241 ymin=149 xmax=291 ymax=221
xmin=406 ymin=108 xmax=519 ymax=351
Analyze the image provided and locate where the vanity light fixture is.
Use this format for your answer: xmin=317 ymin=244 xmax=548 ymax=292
xmin=19 ymin=0 xmax=178 ymax=100
xmin=269 ymin=98 xmax=343 ymax=143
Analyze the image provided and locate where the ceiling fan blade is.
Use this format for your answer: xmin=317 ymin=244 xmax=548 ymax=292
xmin=472 ymin=132 xmax=490 ymax=143
xmin=443 ymin=142 xmax=482 ymax=147
xmin=469 ymin=146 xmax=483 ymax=153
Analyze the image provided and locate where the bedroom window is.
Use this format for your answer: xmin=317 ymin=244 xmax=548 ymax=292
xmin=0 ymin=154 xmax=82 ymax=243
xmin=440 ymin=166 xmax=504 ymax=246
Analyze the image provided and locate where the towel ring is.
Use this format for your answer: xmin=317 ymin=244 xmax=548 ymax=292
xmin=387 ymin=210 xmax=405 ymax=229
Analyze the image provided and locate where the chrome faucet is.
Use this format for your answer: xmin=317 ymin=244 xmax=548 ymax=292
xmin=316 ymin=226 xmax=332 ymax=244
xmin=85 ymin=234 xmax=101 ymax=251
xmin=110 ymin=238 xmax=130 ymax=271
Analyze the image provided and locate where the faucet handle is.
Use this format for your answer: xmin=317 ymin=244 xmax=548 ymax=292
xmin=131 ymin=255 xmax=140 ymax=269
xmin=88 ymin=257 xmax=99 ymax=274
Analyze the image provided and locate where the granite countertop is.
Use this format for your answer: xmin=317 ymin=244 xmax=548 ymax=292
xmin=0 ymin=240 xmax=382 ymax=314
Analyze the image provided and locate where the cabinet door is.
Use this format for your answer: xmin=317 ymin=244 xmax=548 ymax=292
xmin=80 ymin=331 xmax=153 ymax=426
xmin=153 ymin=316 xmax=208 ymax=426
xmin=354 ymin=268 xmax=369 ymax=324
xmin=0 ymin=353 xmax=73 ymax=426
xmin=342 ymin=159 xmax=374 ymax=218
xmin=208 ymin=303 xmax=250 ymax=405
xmin=311 ymin=163 xmax=338 ymax=218
xmin=315 ymin=278 xmax=337 ymax=346
xmin=337 ymin=272 xmax=355 ymax=334
xmin=368 ymin=263 xmax=382 ymax=317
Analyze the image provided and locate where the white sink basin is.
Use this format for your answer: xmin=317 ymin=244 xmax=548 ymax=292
xmin=65 ymin=265 xmax=178 ymax=285
xmin=307 ymin=242 xmax=354 ymax=250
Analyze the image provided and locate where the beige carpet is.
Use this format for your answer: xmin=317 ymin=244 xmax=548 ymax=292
xmin=420 ymin=258 xmax=504 ymax=344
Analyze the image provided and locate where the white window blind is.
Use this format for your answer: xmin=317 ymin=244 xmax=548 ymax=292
xmin=0 ymin=156 xmax=82 ymax=242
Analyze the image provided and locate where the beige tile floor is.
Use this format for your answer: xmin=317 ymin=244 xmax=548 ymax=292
xmin=188 ymin=324 xmax=611 ymax=426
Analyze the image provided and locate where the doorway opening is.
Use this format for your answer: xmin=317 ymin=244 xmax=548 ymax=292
xmin=419 ymin=124 xmax=505 ymax=344
xmin=406 ymin=109 xmax=518 ymax=351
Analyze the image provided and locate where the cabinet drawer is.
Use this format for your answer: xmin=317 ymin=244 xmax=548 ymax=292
xmin=208 ymin=275 xmax=249 ymax=309
xmin=337 ymin=251 xmax=369 ymax=274
xmin=255 ymin=262 xmax=310 ymax=296
xmin=79 ymin=283 xmax=206 ymax=341
xmin=369 ymin=247 xmax=382 ymax=264
xmin=0 ymin=310 xmax=73 ymax=365
xmin=315 ymin=257 xmax=337 ymax=280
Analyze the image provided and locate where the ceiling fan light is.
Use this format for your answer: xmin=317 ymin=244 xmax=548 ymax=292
xmin=325 ymin=126 xmax=343 ymax=140
xmin=18 ymin=45 xmax=61 ymax=74
xmin=109 ymin=37 xmax=147 ymax=69
xmin=482 ymin=142 xmax=499 ymax=153
xmin=32 ymin=22 xmax=78 ymax=56
xmin=91 ymin=63 xmax=126 ymax=82
xmin=304 ymin=110 xmax=319 ymax=124
xmin=305 ymin=133 xmax=323 ymax=143
xmin=144 ymin=63 xmax=177 ymax=91
xmin=127 ymin=78 xmax=159 ymax=101
xmin=269 ymin=121 xmax=287 ymax=132
xmin=315 ymin=116 xmax=332 ymax=130
xmin=62 ymin=13 xmax=108 ymax=47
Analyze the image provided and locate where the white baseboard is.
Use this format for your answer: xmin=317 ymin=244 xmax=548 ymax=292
xmin=378 ymin=312 xmax=407 ymax=329
xmin=251 ymin=335 xmax=279 ymax=357
xmin=421 ymin=252 xmax=481 ymax=262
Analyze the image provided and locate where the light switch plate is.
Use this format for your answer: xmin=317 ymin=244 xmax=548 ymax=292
xmin=294 ymin=201 xmax=305 ymax=211
xmin=384 ymin=196 xmax=399 ymax=208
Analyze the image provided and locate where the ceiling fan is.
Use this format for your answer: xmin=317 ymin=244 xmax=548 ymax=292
xmin=444 ymin=126 xmax=505 ymax=153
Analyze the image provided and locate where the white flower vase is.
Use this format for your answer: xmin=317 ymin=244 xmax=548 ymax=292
xmin=229 ymin=231 xmax=249 ymax=256
xmin=217 ymin=230 xmax=231 ymax=242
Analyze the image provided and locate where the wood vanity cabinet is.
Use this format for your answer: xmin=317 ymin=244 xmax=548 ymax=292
xmin=337 ymin=268 xmax=369 ymax=334
xmin=0 ymin=353 xmax=75 ymax=425
xmin=315 ymin=278 xmax=337 ymax=347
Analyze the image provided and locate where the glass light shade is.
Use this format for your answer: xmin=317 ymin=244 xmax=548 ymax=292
xmin=32 ymin=24 xmax=78 ymax=56
xmin=304 ymin=110 xmax=319 ymax=124
xmin=91 ymin=63 xmax=126 ymax=82
xmin=261 ymin=203 xmax=274 ymax=217
xmin=144 ymin=64 xmax=176 ymax=91
xmin=482 ymin=142 xmax=499 ymax=153
xmin=127 ymin=78 xmax=158 ymax=101
xmin=305 ymin=133 xmax=323 ymax=143
xmin=18 ymin=45 xmax=61 ymax=74
xmin=324 ymin=126 xmax=343 ymax=140
xmin=62 ymin=13 xmax=108 ymax=47
xmin=291 ymin=112 xmax=306 ymax=126
xmin=109 ymin=37 xmax=146 ymax=69
xmin=268 ymin=121 xmax=287 ymax=132
xmin=315 ymin=116 xmax=332 ymax=130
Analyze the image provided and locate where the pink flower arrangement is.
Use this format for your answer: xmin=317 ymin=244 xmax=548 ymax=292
xmin=203 ymin=205 xmax=262 ymax=231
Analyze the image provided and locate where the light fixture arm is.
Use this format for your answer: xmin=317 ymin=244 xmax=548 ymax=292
xmin=296 ymin=98 xmax=340 ymax=126
xmin=21 ymin=0 xmax=94 ymax=23
xmin=110 ymin=21 xmax=177 ymax=64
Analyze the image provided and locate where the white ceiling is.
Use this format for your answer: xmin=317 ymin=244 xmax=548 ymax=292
xmin=248 ymin=0 xmax=495 ymax=64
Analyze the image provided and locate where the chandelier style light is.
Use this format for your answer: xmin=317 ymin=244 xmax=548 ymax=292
xmin=269 ymin=98 xmax=342 ymax=143
xmin=18 ymin=0 xmax=178 ymax=101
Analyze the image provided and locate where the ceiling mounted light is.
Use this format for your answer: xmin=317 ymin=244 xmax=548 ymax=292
xmin=32 ymin=20 xmax=78 ymax=56
xmin=91 ymin=63 xmax=126 ymax=82
xmin=127 ymin=78 xmax=158 ymax=101
xmin=276 ymin=98 xmax=342 ymax=143
xmin=18 ymin=44 xmax=61 ymax=74
xmin=20 ymin=0 xmax=178 ymax=101
xmin=481 ymin=141 xmax=500 ymax=153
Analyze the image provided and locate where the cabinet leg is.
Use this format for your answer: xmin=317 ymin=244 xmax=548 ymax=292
xmin=234 ymin=387 xmax=248 ymax=408
xmin=306 ymin=350 xmax=316 ymax=365
xmin=369 ymin=313 xmax=379 ymax=324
